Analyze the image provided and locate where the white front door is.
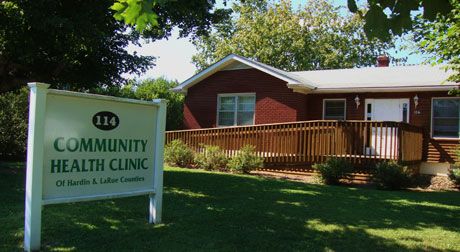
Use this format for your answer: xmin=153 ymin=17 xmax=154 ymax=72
xmin=365 ymin=99 xmax=409 ymax=157
xmin=365 ymin=99 xmax=409 ymax=122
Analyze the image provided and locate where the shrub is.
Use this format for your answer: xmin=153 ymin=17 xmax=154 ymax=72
xmin=373 ymin=161 xmax=411 ymax=190
xmin=164 ymin=139 xmax=194 ymax=167
xmin=0 ymin=88 xmax=29 ymax=160
xmin=449 ymin=167 xmax=460 ymax=187
xmin=313 ymin=158 xmax=353 ymax=185
xmin=228 ymin=145 xmax=263 ymax=174
xmin=194 ymin=145 xmax=228 ymax=171
xmin=449 ymin=148 xmax=460 ymax=187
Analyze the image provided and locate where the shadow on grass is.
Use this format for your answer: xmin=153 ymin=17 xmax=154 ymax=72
xmin=2 ymin=167 xmax=459 ymax=251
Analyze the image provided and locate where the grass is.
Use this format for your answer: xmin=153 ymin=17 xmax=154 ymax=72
xmin=1 ymin=163 xmax=460 ymax=251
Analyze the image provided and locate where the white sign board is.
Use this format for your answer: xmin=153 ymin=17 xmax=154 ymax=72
xmin=24 ymin=83 xmax=166 ymax=251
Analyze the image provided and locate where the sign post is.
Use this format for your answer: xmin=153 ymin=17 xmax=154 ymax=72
xmin=24 ymin=83 xmax=48 ymax=252
xmin=150 ymin=98 xmax=166 ymax=224
xmin=24 ymin=83 xmax=166 ymax=251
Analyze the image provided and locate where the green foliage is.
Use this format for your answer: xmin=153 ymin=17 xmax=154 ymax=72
xmin=0 ymin=0 xmax=231 ymax=92
xmin=449 ymin=168 xmax=460 ymax=186
xmin=110 ymin=0 xmax=231 ymax=36
xmin=164 ymin=139 xmax=194 ymax=167
xmin=450 ymin=147 xmax=460 ymax=186
xmin=194 ymin=145 xmax=228 ymax=171
xmin=228 ymin=145 xmax=263 ymax=174
xmin=414 ymin=0 xmax=460 ymax=85
xmin=313 ymin=158 xmax=353 ymax=185
xmin=373 ymin=161 xmax=411 ymax=190
xmin=0 ymin=0 xmax=153 ymax=92
xmin=111 ymin=0 xmax=158 ymax=32
xmin=347 ymin=0 xmax=453 ymax=41
xmin=0 ymin=88 xmax=28 ymax=160
xmin=192 ymin=0 xmax=396 ymax=72
xmin=134 ymin=78 xmax=184 ymax=130
xmin=89 ymin=83 xmax=137 ymax=99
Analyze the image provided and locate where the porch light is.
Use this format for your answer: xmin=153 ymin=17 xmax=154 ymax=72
xmin=414 ymin=94 xmax=419 ymax=108
xmin=354 ymin=95 xmax=360 ymax=109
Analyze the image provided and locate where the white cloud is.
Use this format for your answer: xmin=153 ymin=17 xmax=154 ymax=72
xmin=125 ymin=29 xmax=197 ymax=82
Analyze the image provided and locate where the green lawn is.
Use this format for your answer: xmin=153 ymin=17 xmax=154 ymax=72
xmin=1 ymin=164 xmax=460 ymax=251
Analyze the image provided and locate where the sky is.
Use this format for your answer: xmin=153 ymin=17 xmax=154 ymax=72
xmin=125 ymin=0 xmax=426 ymax=83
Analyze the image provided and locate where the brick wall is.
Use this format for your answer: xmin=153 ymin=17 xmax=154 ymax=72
xmin=183 ymin=68 xmax=307 ymax=129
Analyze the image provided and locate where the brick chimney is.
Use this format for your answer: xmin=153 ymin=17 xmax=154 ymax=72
xmin=377 ymin=55 xmax=390 ymax=67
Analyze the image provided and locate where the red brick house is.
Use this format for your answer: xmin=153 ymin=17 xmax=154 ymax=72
xmin=172 ymin=54 xmax=459 ymax=174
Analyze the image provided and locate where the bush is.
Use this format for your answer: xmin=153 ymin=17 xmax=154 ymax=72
xmin=164 ymin=139 xmax=194 ymax=167
xmin=449 ymin=168 xmax=460 ymax=187
xmin=0 ymin=88 xmax=29 ymax=160
xmin=373 ymin=161 xmax=411 ymax=190
xmin=134 ymin=78 xmax=184 ymax=131
xmin=194 ymin=145 xmax=228 ymax=171
xmin=228 ymin=145 xmax=263 ymax=174
xmin=449 ymin=148 xmax=460 ymax=187
xmin=313 ymin=158 xmax=353 ymax=185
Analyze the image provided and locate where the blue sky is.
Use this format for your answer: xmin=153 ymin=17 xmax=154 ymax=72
xmin=126 ymin=0 xmax=426 ymax=82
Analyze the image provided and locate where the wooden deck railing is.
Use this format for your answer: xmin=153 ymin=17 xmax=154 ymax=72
xmin=166 ymin=120 xmax=424 ymax=169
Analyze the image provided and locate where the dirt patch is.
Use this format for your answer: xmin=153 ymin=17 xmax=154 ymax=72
xmin=251 ymin=170 xmax=321 ymax=184
xmin=409 ymin=175 xmax=459 ymax=192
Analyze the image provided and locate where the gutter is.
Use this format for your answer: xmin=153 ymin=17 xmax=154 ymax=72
xmin=286 ymin=84 xmax=459 ymax=94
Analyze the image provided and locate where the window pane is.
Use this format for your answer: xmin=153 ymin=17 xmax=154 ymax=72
xmin=433 ymin=98 xmax=460 ymax=138
xmin=218 ymin=112 xmax=234 ymax=126
xmin=219 ymin=96 xmax=235 ymax=111
xmin=433 ymin=99 xmax=459 ymax=118
xmin=238 ymin=96 xmax=255 ymax=111
xmin=433 ymin=118 xmax=459 ymax=138
xmin=237 ymin=112 xmax=254 ymax=125
xmin=324 ymin=100 xmax=345 ymax=120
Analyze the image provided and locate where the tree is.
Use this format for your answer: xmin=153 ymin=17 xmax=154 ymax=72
xmin=414 ymin=1 xmax=460 ymax=85
xmin=111 ymin=0 xmax=230 ymax=38
xmin=134 ymin=78 xmax=184 ymax=130
xmin=0 ymin=0 xmax=230 ymax=93
xmin=0 ymin=87 xmax=28 ymax=160
xmin=347 ymin=0 xmax=453 ymax=41
xmin=192 ymin=0 xmax=396 ymax=72
xmin=93 ymin=77 xmax=184 ymax=130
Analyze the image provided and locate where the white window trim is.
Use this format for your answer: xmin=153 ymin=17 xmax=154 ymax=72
xmin=323 ymin=98 xmax=346 ymax=120
xmin=431 ymin=97 xmax=460 ymax=140
xmin=216 ymin=93 xmax=256 ymax=127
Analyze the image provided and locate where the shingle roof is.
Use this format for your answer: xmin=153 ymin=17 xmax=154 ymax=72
xmin=289 ymin=65 xmax=457 ymax=92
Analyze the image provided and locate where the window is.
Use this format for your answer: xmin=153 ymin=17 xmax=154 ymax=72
xmin=217 ymin=94 xmax=255 ymax=126
xmin=432 ymin=98 xmax=460 ymax=138
xmin=323 ymin=99 xmax=346 ymax=120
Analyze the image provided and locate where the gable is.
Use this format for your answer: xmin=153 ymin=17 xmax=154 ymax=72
xmin=221 ymin=62 xmax=252 ymax=71
xmin=172 ymin=54 xmax=312 ymax=94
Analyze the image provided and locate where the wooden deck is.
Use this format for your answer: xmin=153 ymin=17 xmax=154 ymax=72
xmin=166 ymin=120 xmax=424 ymax=170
